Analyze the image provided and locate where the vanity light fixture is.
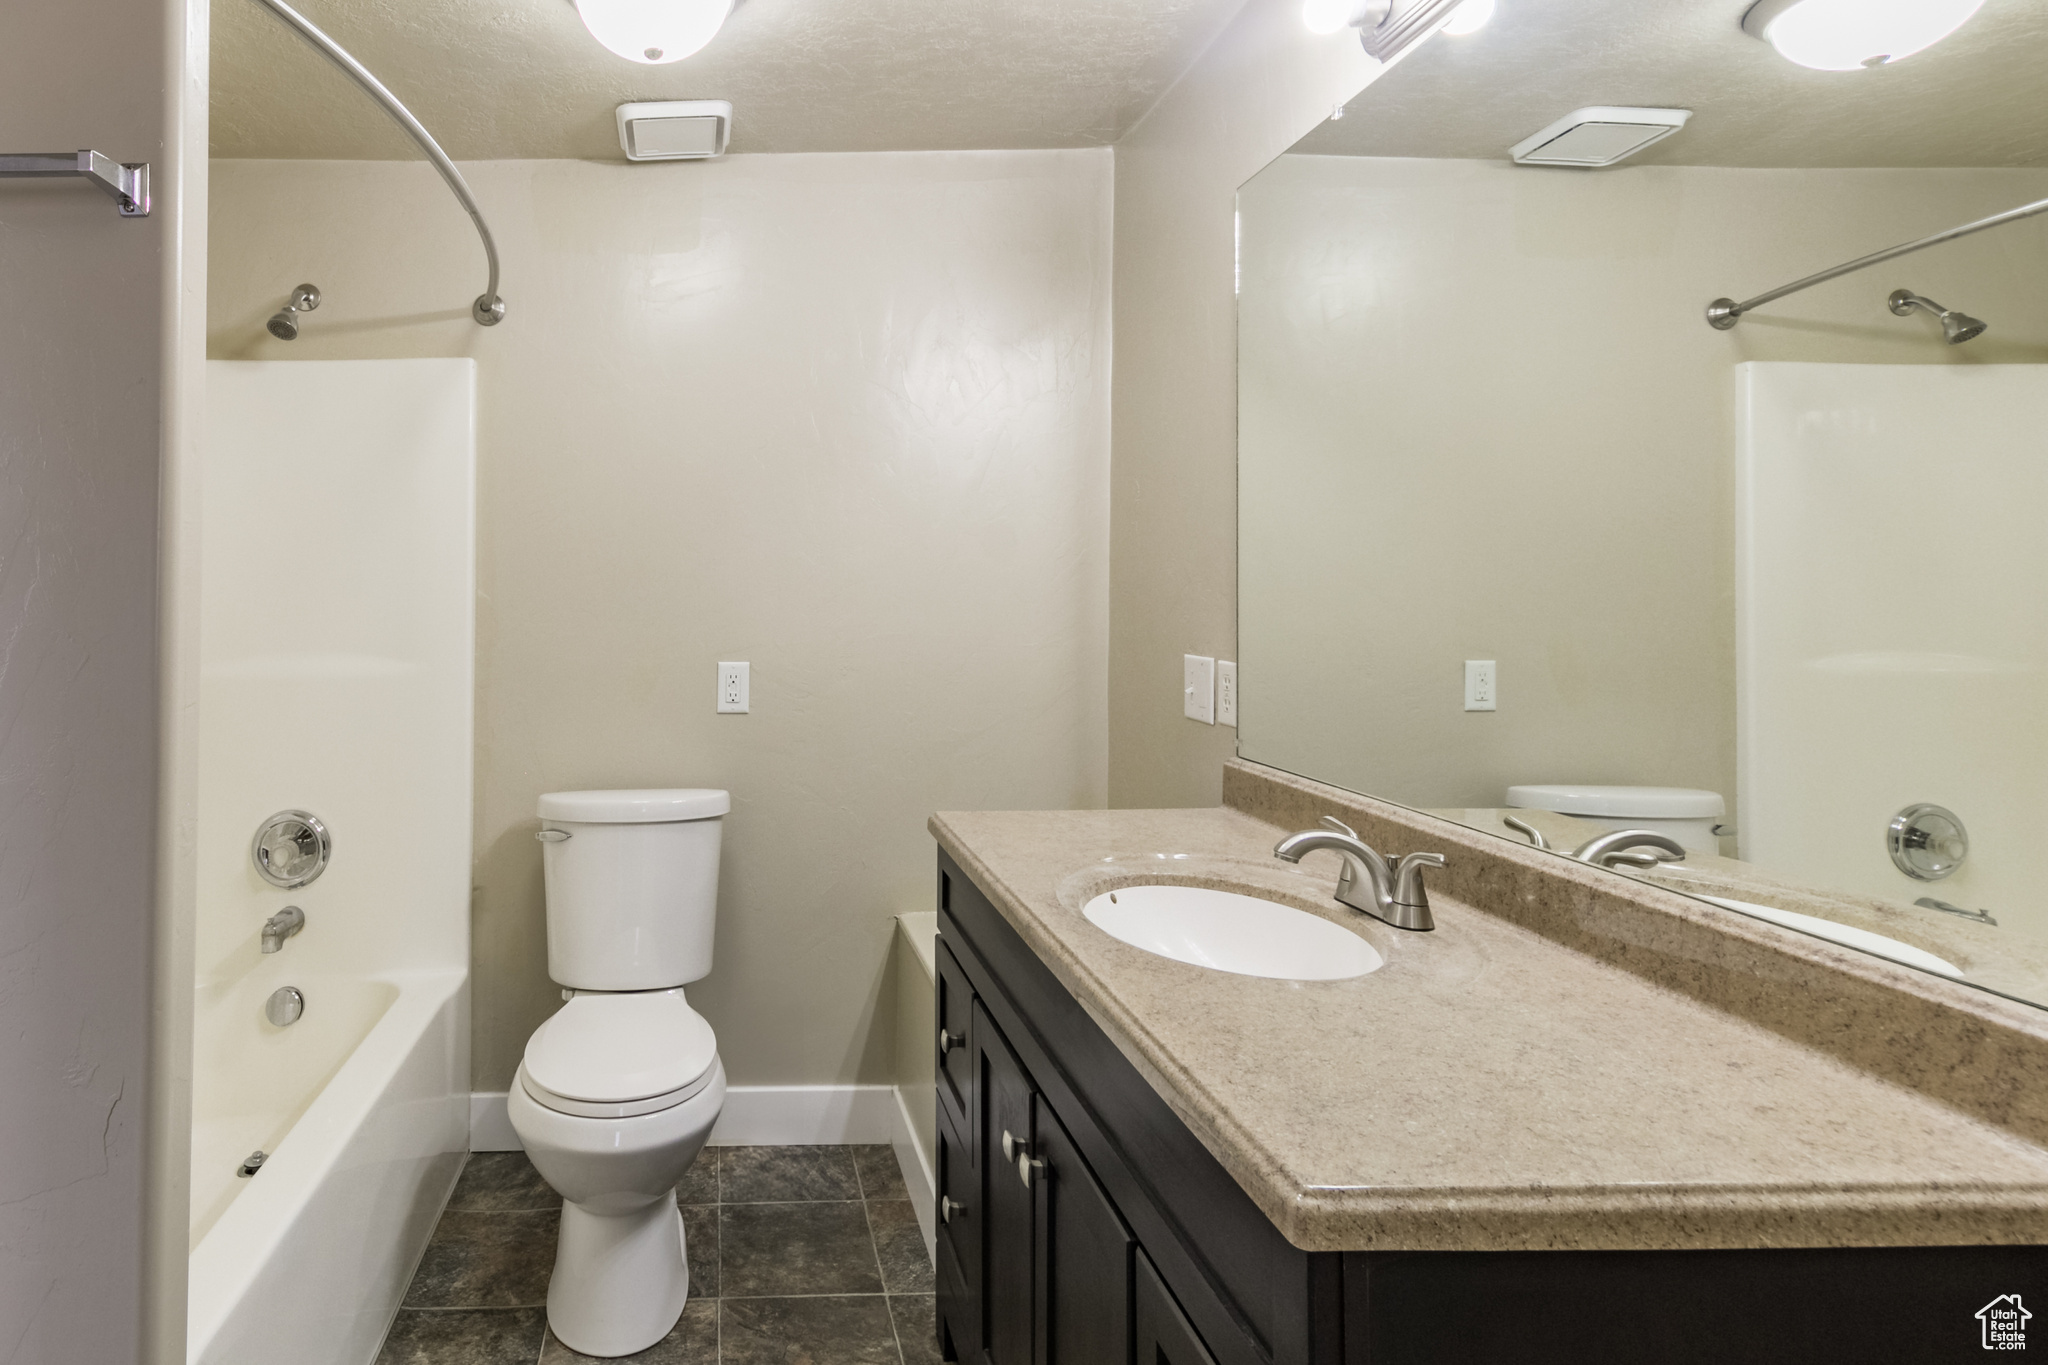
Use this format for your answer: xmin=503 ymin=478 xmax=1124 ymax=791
xmin=573 ymin=0 xmax=736 ymax=65
xmin=1741 ymin=0 xmax=1987 ymax=71
xmin=1301 ymin=0 xmax=1472 ymax=62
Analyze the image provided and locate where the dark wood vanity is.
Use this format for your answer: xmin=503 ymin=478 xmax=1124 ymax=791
xmin=933 ymin=848 xmax=2048 ymax=1365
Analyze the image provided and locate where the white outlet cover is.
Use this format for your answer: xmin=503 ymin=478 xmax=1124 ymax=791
xmin=1217 ymin=661 xmax=1238 ymax=728
xmin=717 ymin=661 xmax=750 ymax=714
xmin=1464 ymin=660 xmax=1497 ymax=712
xmin=1184 ymin=655 xmax=1216 ymax=725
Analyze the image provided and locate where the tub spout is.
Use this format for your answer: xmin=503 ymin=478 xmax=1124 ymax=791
xmin=261 ymin=905 xmax=306 ymax=953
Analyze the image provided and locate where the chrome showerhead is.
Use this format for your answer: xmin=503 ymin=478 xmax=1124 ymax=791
xmin=266 ymin=283 xmax=321 ymax=342
xmin=1889 ymin=288 xmax=1986 ymax=344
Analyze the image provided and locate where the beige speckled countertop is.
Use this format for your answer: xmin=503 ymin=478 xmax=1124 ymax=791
xmin=929 ymin=765 xmax=2048 ymax=1254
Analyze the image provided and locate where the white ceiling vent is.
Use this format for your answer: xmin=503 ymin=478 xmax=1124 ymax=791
xmin=1509 ymin=106 xmax=1691 ymax=168
xmin=617 ymin=100 xmax=732 ymax=161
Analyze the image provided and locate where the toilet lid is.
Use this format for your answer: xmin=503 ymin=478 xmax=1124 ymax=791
xmin=1505 ymin=784 xmax=1725 ymax=820
xmin=523 ymin=990 xmax=718 ymax=1104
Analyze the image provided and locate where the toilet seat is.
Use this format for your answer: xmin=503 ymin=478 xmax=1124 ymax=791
xmin=520 ymin=989 xmax=719 ymax=1119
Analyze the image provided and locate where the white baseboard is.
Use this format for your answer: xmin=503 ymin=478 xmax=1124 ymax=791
xmin=891 ymin=1084 xmax=938 ymax=1263
xmin=469 ymin=1084 xmax=899 ymax=1151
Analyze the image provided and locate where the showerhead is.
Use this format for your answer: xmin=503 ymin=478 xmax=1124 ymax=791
xmin=266 ymin=283 xmax=322 ymax=342
xmin=1889 ymin=288 xmax=1987 ymax=345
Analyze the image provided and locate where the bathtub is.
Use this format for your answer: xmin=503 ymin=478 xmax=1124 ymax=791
xmin=186 ymin=967 xmax=468 ymax=1365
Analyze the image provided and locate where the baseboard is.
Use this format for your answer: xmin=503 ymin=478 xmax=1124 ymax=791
xmin=892 ymin=1084 xmax=938 ymax=1263
xmin=469 ymin=1084 xmax=899 ymax=1151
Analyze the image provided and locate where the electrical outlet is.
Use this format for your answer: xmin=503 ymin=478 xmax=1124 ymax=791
xmin=1464 ymin=660 xmax=1497 ymax=712
xmin=717 ymin=661 xmax=749 ymax=713
xmin=1217 ymin=660 xmax=1238 ymax=727
xmin=1183 ymin=655 xmax=1215 ymax=725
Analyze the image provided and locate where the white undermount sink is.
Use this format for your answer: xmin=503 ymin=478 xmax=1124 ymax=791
xmin=1081 ymin=884 xmax=1384 ymax=981
xmin=1697 ymin=895 xmax=1965 ymax=979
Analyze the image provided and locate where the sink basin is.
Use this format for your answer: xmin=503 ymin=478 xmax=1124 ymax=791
xmin=1081 ymin=884 xmax=1384 ymax=981
xmin=1697 ymin=895 xmax=1964 ymax=979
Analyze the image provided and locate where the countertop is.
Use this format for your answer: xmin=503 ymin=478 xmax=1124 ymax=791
xmin=929 ymin=800 xmax=2048 ymax=1253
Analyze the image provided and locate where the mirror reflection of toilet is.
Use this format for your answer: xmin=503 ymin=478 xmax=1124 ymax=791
xmin=506 ymin=788 xmax=730 ymax=1358
xmin=1505 ymin=784 xmax=1726 ymax=857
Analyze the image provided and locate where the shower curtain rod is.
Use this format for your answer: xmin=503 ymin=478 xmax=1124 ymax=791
xmin=1704 ymin=192 xmax=2048 ymax=331
xmin=251 ymin=0 xmax=505 ymax=326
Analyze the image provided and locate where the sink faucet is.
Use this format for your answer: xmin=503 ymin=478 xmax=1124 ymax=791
xmin=261 ymin=905 xmax=305 ymax=954
xmin=1273 ymin=817 xmax=1445 ymax=932
xmin=1502 ymin=817 xmax=1685 ymax=869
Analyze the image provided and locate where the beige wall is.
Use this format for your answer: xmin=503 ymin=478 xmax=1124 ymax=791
xmin=0 ymin=0 xmax=203 ymax=1359
xmin=1237 ymin=155 xmax=2048 ymax=812
xmin=209 ymin=151 xmax=1112 ymax=1092
xmin=1107 ymin=0 xmax=1377 ymax=808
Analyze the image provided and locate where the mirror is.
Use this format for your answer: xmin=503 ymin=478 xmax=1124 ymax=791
xmin=1236 ymin=0 xmax=2048 ymax=1004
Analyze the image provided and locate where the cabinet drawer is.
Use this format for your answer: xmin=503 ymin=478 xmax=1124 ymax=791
xmin=935 ymin=1106 xmax=980 ymax=1363
xmin=1136 ymin=1248 xmax=1218 ymax=1365
xmin=936 ymin=932 xmax=975 ymax=1137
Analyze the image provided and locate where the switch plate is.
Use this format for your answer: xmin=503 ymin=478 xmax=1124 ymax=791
xmin=1464 ymin=660 xmax=1497 ymax=712
xmin=1184 ymin=654 xmax=1216 ymax=724
xmin=717 ymin=661 xmax=750 ymax=713
xmin=1217 ymin=660 xmax=1238 ymax=727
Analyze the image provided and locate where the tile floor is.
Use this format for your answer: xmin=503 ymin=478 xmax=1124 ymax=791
xmin=376 ymin=1145 xmax=942 ymax=1364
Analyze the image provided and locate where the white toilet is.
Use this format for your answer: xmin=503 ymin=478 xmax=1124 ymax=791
xmin=1505 ymin=783 xmax=1726 ymax=856
xmin=507 ymin=788 xmax=731 ymax=1358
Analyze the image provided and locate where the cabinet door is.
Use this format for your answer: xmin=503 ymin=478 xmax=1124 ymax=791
xmin=935 ymin=1107 xmax=980 ymax=1363
xmin=1031 ymin=1095 xmax=1133 ymax=1365
xmin=936 ymin=935 xmax=975 ymax=1137
xmin=1135 ymin=1249 xmax=1218 ymax=1365
xmin=977 ymin=999 xmax=1037 ymax=1365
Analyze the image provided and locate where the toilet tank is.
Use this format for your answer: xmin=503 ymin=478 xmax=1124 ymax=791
xmin=537 ymin=789 xmax=730 ymax=990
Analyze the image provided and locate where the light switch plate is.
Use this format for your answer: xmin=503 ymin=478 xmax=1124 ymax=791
xmin=1216 ymin=660 xmax=1238 ymax=727
xmin=1464 ymin=660 xmax=1497 ymax=712
xmin=718 ymin=661 xmax=750 ymax=713
xmin=1184 ymin=654 xmax=1216 ymax=724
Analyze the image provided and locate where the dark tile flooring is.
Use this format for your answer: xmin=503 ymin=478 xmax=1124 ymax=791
xmin=378 ymin=1145 xmax=941 ymax=1364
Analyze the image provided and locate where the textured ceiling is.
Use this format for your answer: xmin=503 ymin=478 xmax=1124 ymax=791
xmin=1294 ymin=0 xmax=2048 ymax=167
xmin=210 ymin=0 xmax=1246 ymax=158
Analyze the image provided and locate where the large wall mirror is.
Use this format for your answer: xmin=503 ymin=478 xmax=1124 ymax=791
xmin=1237 ymin=0 xmax=2048 ymax=1006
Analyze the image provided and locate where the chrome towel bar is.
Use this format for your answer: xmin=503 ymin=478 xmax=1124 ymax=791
xmin=0 ymin=151 xmax=150 ymax=216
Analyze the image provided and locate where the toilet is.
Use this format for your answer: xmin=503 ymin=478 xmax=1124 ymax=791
xmin=507 ymin=788 xmax=731 ymax=1358
xmin=1505 ymin=784 xmax=1726 ymax=856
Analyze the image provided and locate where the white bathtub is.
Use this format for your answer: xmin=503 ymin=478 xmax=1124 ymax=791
xmin=186 ymin=968 xmax=468 ymax=1365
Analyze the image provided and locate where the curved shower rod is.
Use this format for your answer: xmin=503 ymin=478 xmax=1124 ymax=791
xmin=251 ymin=0 xmax=505 ymax=325
xmin=1704 ymin=193 xmax=2048 ymax=331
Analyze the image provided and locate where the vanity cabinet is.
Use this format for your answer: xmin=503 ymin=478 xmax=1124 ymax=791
xmin=933 ymin=847 xmax=2048 ymax=1365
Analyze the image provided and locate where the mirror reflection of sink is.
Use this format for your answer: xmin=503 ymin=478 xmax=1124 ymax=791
xmin=1081 ymin=884 xmax=1384 ymax=981
xmin=1696 ymin=894 xmax=1964 ymax=979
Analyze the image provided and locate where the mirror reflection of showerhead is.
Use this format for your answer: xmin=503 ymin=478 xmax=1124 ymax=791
xmin=1888 ymin=287 xmax=1986 ymax=345
xmin=266 ymin=283 xmax=322 ymax=342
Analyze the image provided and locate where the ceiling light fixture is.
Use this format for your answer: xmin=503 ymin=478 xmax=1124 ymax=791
xmin=573 ymin=0 xmax=736 ymax=65
xmin=1442 ymin=0 xmax=1494 ymax=36
xmin=1741 ymin=0 xmax=1987 ymax=71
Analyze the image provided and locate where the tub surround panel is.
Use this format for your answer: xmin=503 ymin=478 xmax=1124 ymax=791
xmin=929 ymin=764 xmax=2048 ymax=1253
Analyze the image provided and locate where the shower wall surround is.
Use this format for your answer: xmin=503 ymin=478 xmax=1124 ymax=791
xmin=207 ymin=150 xmax=1113 ymax=1095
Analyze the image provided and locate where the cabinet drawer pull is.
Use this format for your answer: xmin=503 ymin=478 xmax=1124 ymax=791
xmin=1001 ymin=1129 xmax=1018 ymax=1161
xmin=939 ymin=1027 xmax=963 ymax=1054
xmin=1018 ymin=1151 xmax=1046 ymax=1188
xmin=941 ymin=1195 xmax=967 ymax=1223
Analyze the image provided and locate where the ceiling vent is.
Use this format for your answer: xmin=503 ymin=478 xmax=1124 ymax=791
xmin=1509 ymin=107 xmax=1691 ymax=168
xmin=617 ymin=100 xmax=732 ymax=161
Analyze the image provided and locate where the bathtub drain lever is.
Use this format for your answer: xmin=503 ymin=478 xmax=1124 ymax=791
xmin=238 ymin=1150 xmax=269 ymax=1178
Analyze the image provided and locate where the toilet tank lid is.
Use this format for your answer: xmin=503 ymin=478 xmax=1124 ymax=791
xmin=524 ymin=990 xmax=717 ymax=1103
xmin=537 ymin=788 xmax=730 ymax=823
xmin=1506 ymin=784 xmax=1725 ymax=819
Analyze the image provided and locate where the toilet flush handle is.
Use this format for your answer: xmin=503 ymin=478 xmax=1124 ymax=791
xmin=535 ymin=828 xmax=572 ymax=842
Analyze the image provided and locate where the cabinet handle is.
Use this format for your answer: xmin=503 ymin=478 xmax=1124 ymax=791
xmin=941 ymin=1195 xmax=967 ymax=1223
xmin=1001 ymin=1129 xmax=1018 ymax=1161
xmin=939 ymin=1028 xmax=962 ymax=1054
xmin=1018 ymin=1151 xmax=1046 ymax=1188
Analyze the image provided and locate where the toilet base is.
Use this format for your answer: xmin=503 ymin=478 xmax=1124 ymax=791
xmin=546 ymin=1192 xmax=689 ymax=1357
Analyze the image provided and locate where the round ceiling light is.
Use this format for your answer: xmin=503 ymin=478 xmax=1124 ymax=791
xmin=573 ymin=0 xmax=736 ymax=64
xmin=1741 ymin=0 xmax=1987 ymax=71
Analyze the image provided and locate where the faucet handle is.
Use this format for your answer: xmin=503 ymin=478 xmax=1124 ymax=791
xmin=1392 ymin=851 xmax=1446 ymax=908
xmin=1319 ymin=815 xmax=1360 ymax=839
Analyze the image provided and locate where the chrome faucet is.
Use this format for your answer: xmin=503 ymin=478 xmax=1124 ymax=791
xmin=1502 ymin=817 xmax=1685 ymax=869
xmin=1273 ymin=817 xmax=1445 ymax=932
xmin=261 ymin=905 xmax=305 ymax=953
